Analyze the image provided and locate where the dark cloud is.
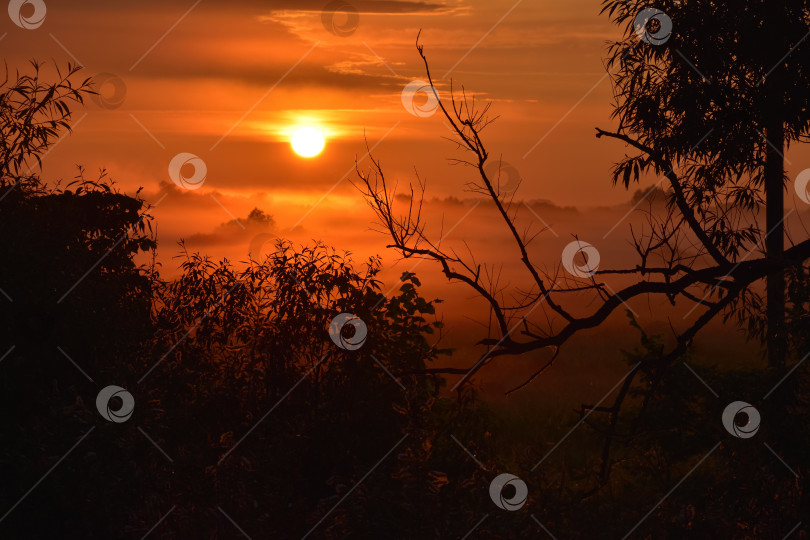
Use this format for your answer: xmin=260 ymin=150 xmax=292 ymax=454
xmin=61 ymin=0 xmax=450 ymax=14
xmin=186 ymin=207 xmax=276 ymax=247
xmin=404 ymin=195 xmax=581 ymax=216
xmin=267 ymin=0 xmax=451 ymax=14
xmin=132 ymin=60 xmax=401 ymax=90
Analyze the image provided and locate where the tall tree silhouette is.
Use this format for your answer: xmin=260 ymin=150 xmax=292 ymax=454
xmin=0 ymin=63 xmax=159 ymax=537
xmin=356 ymin=23 xmax=810 ymax=474
xmin=598 ymin=0 xmax=810 ymax=366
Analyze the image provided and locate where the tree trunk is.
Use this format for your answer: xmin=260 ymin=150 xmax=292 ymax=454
xmin=764 ymin=115 xmax=786 ymax=367
xmin=763 ymin=0 xmax=788 ymax=368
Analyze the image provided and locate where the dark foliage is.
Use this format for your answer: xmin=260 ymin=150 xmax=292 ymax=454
xmin=1 ymin=39 xmax=809 ymax=539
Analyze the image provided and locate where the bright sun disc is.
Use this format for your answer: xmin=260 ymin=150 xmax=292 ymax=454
xmin=291 ymin=127 xmax=325 ymax=158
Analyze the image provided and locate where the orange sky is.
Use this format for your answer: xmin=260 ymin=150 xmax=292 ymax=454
xmin=7 ymin=0 xmax=810 ymax=396
xmin=6 ymin=0 xmax=808 ymax=255
xmin=4 ymin=1 xmax=621 ymax=222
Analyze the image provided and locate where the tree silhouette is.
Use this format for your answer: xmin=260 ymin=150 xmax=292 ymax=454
xmin=0 ymin=64 xmax=159 ymax=537
xmin=0 ymin=62 xmax=157 ymax=374
xmin=137 ymin=242 xmax=485 ymax=537
xmin=0 ymin=62 xmax=496 ymax=539
xmin=598 ymin=0 xmax=810 ymax=367
xmin=0 ymin=61 xmax=92 ymax=190
xmin=3 ymin=47 xmax=809 ymax=538
xmin=356 ymin=26 xmax=810 ymax=477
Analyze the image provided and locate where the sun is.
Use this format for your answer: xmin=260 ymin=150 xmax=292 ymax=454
xmin=291 ymin=127 xmax=325 ymax=158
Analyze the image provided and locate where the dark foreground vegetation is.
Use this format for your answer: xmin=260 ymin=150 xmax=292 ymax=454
xmin=1 ymin=57 xmax=809 ymax=540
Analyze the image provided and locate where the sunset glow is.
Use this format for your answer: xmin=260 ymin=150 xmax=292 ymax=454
xmin=291 ymin=127 xmax=325 ymax=158
xmin=4 ymin=1 xmax=810 ymax=537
